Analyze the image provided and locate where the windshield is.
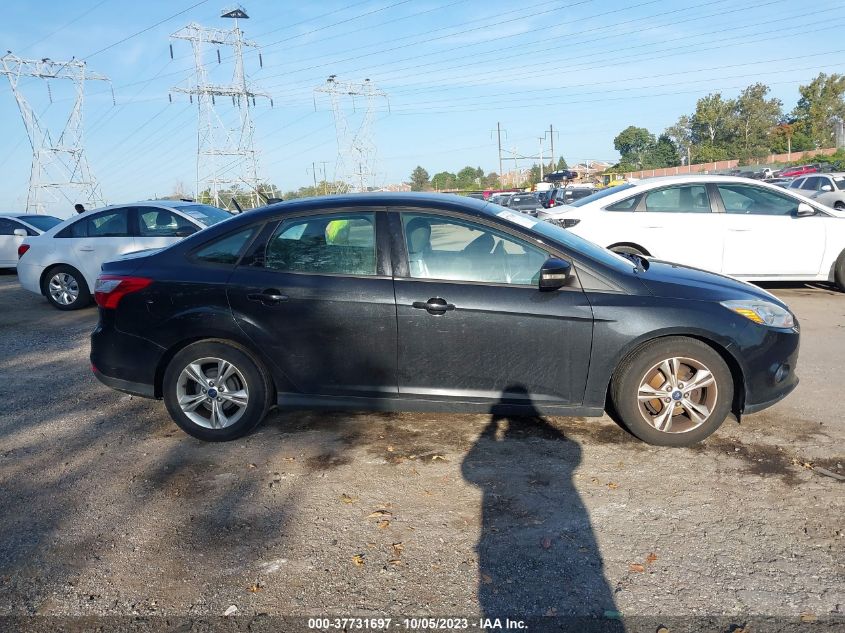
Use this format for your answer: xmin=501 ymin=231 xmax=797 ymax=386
xmin=833 ymin=176 xmax=845 ymax=190
xmin=567 ymin=183 xmax=636 ymax=207
xmin=177 ymin=204 xmax=235 ymax=226
xmin=16 ymin=215 xmax=63 ymax=231
xmin=489 ymin=207 xmax=632 ymax=272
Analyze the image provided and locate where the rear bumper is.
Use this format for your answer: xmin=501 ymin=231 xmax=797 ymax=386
xmin=16 ymin=260 xmax=44 ymax=295
xmin=92 ymin=366 xmax=155 ymax=398
xmin=90 ymin=315 xmax=164 ymax=399
xmin=738 ymin=323 xmax=800 ymax=415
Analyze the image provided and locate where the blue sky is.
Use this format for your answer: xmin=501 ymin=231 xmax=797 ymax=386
xmin=0 ymin=0 xmax=843 ymax=209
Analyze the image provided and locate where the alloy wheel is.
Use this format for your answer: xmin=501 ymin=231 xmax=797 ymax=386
xmin=636 ymin=356 xmax=718 ymax=434
xmin=176 ymin=357 xmax=249 ymax=429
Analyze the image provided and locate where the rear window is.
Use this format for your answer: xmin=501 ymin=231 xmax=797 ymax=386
xmin=176 ymin=204 xmax=234 ymax=226
xmin=568 ymin=184 xmax=636 ymax=207
xmin=17 ymin=215 xmax=62 ymax=231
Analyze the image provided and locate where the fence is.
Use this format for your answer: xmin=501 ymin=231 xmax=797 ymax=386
xmin=622 ymin=147 xmax=839 ymax=180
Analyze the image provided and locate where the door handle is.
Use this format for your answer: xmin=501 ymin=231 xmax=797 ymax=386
xmin=412 ymin=297 xmax=455 ymax=314
xmin=247 ymin=289 xmax=289 ymax=305
xmin=78 ymin=246 xmax=94 ymax=252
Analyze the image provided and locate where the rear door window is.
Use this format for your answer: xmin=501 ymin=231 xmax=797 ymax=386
xmin=643 ymin=185 xmax=711 ymax=213
xmin=87 ymin=209 xmax=130 ymax=237
xmin=264 ymin=213 xmax=377 ymax=276
xmin=717 ymin=184 xmax=799 ymax=215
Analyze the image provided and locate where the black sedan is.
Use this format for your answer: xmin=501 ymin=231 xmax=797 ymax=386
xmin=90 ymin=193 xmax=799 ymax=447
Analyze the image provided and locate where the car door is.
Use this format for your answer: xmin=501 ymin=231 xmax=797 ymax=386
xmin=69 ymin=208 xmax=137 ymax=287
xmin=716 ymin=182 xmax=826 ymax=276
xmin=635 ymin=183 xmax=723 ymax=272
xmin=0 ymin=218 xmax=26 ymax=267
xmin=134 ymin=206 xmax=199 ymax=251
xmin=226 ymin=210 xmax=399 ymax=398
xmin=390 ymin=209 xmax=593 ymax=406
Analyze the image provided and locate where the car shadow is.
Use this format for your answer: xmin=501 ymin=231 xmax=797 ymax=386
xmin=461 ymin=386 xmax=623 ymax=628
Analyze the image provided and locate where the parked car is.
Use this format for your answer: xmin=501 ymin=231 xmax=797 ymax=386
xmin=542 ymin=186 xmax=598 ymax=210
xmin=0 ymin=213 xmax=62 ymax=268
xmin=506 ymin=193 xmax=541 ymax=213
xmin=90 ymin=193 xmax=799 ymax=448
xmin=17 ymin=200 xmax=234 ymax=310
xmin=788 ymin=173 xmax=845 ymax=210
xmin=536 ymin=175 xmax=845 ymax=290
xmin=777 ymin=164 xmax=818 ymax=178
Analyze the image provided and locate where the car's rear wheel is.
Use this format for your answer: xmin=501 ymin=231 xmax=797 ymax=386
xmin=834 ymin=201 xmax=844 ymax=210
xmin=834 ymin=249 xmax=845 ymax=292
xmin=609 ymin=244 xmax=647 ymax=257
xmin=43 ymin=265 xmax=91 ymax=310
xmin=163 ymin=340 xmax=272 ymax=441
xmin=611 ymin=337 xmax=733 ymax=447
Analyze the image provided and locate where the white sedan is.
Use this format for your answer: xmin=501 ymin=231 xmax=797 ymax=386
xmin=0 ymin=212 xmax=63 ymax=268
xmin=537 ymin=175 xmax=845 ymax=291
xmin=17 ymin=200 xmax=234 ymax=309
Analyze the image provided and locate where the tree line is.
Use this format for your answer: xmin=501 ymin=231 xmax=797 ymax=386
xmin=612 ymin=73 xmax=845 ymax=172
xmin=410 ymin=157 xmax=569 ymax=191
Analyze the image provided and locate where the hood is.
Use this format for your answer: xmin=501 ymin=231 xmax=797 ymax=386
xmin=636 ymin=259 xmax=788 ymax=308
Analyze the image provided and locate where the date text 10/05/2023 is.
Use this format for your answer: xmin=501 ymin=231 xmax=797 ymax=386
xmin=307 ymin=618 xmax=528 ymax=630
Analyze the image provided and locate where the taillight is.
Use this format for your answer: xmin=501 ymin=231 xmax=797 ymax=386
xmin=18 ymin=244 xmax=30 ymax=258
xmin=94 ymin=275 xmax=153 ymax=309
xmin=548 ymin=200 xmax=556 ymax=207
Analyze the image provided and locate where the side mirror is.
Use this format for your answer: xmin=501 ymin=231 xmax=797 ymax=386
xmin=821 ymin=185 xmax=833 ymax=192
xmin=795 ymin=202 xmax=815 ymax=217
xmin=539 ymin=257 xmax=572 ymax=290
xmin=13 ymin=228 xmax=27 ymax=238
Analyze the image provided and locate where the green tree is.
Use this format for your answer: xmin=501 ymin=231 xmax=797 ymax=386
xmin=555 ymin=156 xmax=568 ymax=170
xmin=664 ymin=115 xmax=692 ymax=164
xmin=792 ymin=73 xmax=845 ymax=148
xmin=734 ymin=83 xmax=782 ymax=154
xmin=456 ymin=165 xmax=482 ymax=189
xmin=527 ymin=163 xmax=542 ymax=186
xmin=644 ymin=134 xmax=681 ymax=168
xmin=691 ymin=92 xmax=736 ymax=147
xmin=614 ymin=126 xmax=656 ymax=169
xmin=431 ymin=171 xmax=456 ymax=190
xmin=409 ymin=166 xmax=430 ymax=191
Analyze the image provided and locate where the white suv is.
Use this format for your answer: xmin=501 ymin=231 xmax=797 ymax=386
xmin=537 ymin=175 xmax=845 ymax=291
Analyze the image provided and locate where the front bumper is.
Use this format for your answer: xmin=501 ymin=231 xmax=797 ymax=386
xmin=737 ymin=322 xmax=800 ymax=415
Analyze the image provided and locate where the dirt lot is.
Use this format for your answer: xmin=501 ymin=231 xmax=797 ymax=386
xmin=0 ymin=272 xmax=842 ymax=630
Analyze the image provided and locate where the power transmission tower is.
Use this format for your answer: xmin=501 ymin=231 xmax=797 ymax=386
xmin=0 ymin=53 xmax=110 ymax=215
xmin=170 ymin=6 xmax=271 ymax=210
xmin=315 ymin=76 xmax=388 ymax=193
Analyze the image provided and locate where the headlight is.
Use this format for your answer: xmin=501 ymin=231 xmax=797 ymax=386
xmin=721 ymin=299 xmax=794 ymax=328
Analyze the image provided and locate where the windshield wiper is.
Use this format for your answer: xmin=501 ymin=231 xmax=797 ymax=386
xmin=619 ymin=252 xmax=648 ymax=273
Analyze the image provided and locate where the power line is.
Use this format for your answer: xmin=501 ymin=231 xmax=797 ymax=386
xmin=83 ymin=0 xmax=211 ymax=60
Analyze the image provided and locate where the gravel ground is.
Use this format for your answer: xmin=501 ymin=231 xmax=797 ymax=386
xmin=0 ymin=272 xmax=842 ymax=630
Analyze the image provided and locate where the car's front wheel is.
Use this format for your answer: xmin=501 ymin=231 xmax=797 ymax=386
xmin=610 ymin=337 xmax=734 ymax=447
xmin=163 ymin=340 xmax=272 ymax=441
xmin=609 ymin=244 xmax=647 ymax=257
xmin=43 ymin=265 xmax=91 ymax=310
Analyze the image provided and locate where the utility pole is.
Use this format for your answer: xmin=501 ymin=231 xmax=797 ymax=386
xmin=537 ymin=137 xmax=545 ymax=181
xmin=307 ymin=162 xmax=318 ymax=189
xmin=491 ymin=122 xmax=506 ymax=180
xmin=0 ymin=54 xmax=111 ymax=215
xmin=546 ymin=124 xmax=559 ymax=170
xmin=314 ymin=76 xmax=388 ymax=193
xmin=170 ymin=7 xmax=272 ymax=210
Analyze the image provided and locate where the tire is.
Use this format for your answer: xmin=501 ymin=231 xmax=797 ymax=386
xmin=834 ymin=250 xmax=845 ymax=293
xmin=163 ymin=340 xmax=272 ymax=441
xmin=609 ymin=244 xmax=647 ymax=257
xmin=834 ymin=201 xmax=844 ymax=210
xmin=42 ymin=265 xmax=91 ymax=310
xmin=610 ymin=336 xmax=734 ymax=447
